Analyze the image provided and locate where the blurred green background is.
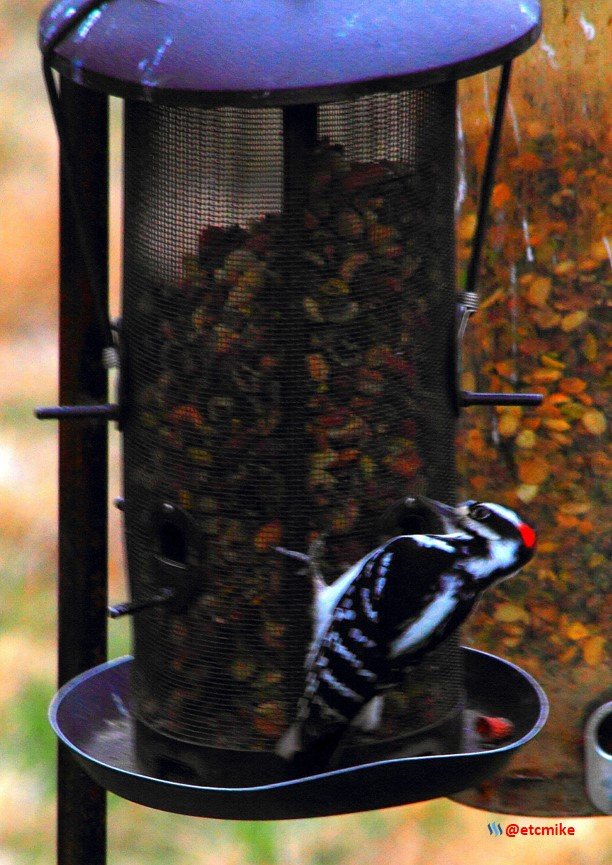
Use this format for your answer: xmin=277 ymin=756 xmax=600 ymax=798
xmin=0 ymin=2 xmax=610 ymax=863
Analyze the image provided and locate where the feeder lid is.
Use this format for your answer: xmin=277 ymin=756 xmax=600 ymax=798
xmin=40 ymin=0 xmax=541 ymax=106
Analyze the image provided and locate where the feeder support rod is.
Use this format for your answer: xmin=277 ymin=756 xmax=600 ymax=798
xmin=456 ymin=60 xmax=542 ymax=410
xmin=43 ymin=57 xmax=115 ymax=354
xmin=465 ymin=60 xmax=512 ymax=299
xmin=56 ymin=78 xmax=109 ymax=865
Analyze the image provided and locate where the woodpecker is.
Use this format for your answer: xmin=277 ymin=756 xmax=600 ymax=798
xmin=275 ymin=496 xmax=536 ymax=773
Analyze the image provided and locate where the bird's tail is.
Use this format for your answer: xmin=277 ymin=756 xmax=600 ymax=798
xmin=275 ymin=721 xmax=303 ymax=761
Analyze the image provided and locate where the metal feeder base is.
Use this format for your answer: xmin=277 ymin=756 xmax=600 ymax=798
xmin=132 ymin=701 xmax=465 ymax=788
xmin=49 ymin=648 xmax=548 ymax=820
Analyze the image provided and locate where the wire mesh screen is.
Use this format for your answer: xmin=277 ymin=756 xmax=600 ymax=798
xmin=122 ymin=83 xmax=463 ymax=754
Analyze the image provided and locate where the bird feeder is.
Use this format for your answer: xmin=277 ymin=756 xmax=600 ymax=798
xmin=39 ymin=0 xmax=549 ymax=845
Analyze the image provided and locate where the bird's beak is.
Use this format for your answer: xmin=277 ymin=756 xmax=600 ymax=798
xmin=414 ymin=496 xmax=466 ymax=533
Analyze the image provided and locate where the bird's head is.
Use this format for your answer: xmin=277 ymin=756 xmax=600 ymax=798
xmin=416 ymin=496 xmax=537 ymax=583
xmin=456 ymin=499 xmax=535 ymax=552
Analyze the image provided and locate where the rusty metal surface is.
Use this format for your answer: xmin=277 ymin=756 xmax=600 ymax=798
xmin=57 ymin=78 xmax=109 ymax=865
xmin=39 ymin=0 xmax=541 ymax=106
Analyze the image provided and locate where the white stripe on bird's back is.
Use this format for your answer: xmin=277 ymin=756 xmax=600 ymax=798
xmin=388 ymin=575 xmax=462 ymax=658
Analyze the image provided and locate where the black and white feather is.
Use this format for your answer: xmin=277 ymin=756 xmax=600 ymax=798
xmin=275 ymin=496 xmax=536 ymax=772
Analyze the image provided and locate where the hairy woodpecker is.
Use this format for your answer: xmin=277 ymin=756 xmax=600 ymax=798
xmin=275 ymin=496 xmax=536 ymax=773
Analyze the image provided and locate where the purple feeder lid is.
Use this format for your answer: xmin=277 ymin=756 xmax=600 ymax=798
xmin=39 ymin=0 xmax=541 ymax=106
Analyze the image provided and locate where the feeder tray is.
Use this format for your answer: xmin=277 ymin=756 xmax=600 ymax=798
xmin=49 ymin=647 xmax=548 ymax=820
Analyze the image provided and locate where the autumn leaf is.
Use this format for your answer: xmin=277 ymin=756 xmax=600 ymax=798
xmin=540 ymin=354 xmax=565 ymax=370
xmin=581 ymin=409 xmax=606 ymax=435
xmin=498 ymin=412 xmax=520 ymax=437
xmin=492 ymin=182 xmax=512 ymax=208
xmin=560 ymin=377 xmax=587 ymax=394
xmin=561 ymin=310 xmax=588 ymax=331
xmin=495 ymin=603 xmax=529 ymax=623
xmin=510 ymin=151 xmax=544 ymax=171
xmin=516 ymin=429 xmax=537 ymax=448
xmin=553 ymin=258 xmax=576 ymax=276
xmin=559 ymin=502 xmax=591 ymax=515
xmin=583 ymin=637 xmax=606 ymax=667
xmin=527 ymin=276 xmax=552 ymax=307
xmin=566 ymin=622 xmax=589 ymax=641
xmin=518 ymin=456 xmax=550 ymax=485
xmin=582 ymin=332 xmax=598 ymax=361
xmin=543 ymin=418 xmax=571 ymax=432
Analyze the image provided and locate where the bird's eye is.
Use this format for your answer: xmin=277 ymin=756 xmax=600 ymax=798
xmin=470 ymin=505 xmax=490 ymax=520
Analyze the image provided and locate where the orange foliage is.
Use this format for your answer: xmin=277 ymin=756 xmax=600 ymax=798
xmin=254 ymin=520 xmax=282 ymax=552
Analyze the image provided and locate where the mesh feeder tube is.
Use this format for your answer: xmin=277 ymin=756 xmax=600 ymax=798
xmin=39 ymin=0 xmax=545 ymax=810
xmin=121 ymin=90 xmax=464 ymax=779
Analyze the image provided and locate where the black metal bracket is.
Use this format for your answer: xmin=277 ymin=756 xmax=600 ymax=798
xmin=108 ymin=503 xmax=205 ymax=621
xmin=453 ymin=62 xmax=542 ymax=412
xmin=43 ymin=61 xmax=115 ymax=354
xmin=36 ymin=323 xmax=123 ymax=423
xmin=108 ymin=588 xmax=175 ymax=619
xmin=35 ymin=404 xmax=120 ymax=421
xmin=455 ymin=298 xmax=543 ymax=409
xmin=464 ymin=62 xmax=513 ymax=300
xmin=461 ymin=391 xmax=542 ymax=407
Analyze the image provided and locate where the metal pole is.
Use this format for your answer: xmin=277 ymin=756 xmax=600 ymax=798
xmin=464 ymin=61 xmax=513 ymax=299
xmin=57 ymin=77 xmax=109 ymax=865
xmin=281 ymin=104 xmax=318 ymax=691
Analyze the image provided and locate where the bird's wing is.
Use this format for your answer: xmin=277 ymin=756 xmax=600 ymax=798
xmin=376 ymin=534 xmax=471 ymax=663
xmin=309 ymin=544 xmax=385 ymax=667
xmin=377 ymin=534 xmax=463 ymax=616
xmin=387 ymin=572 xmax=465 ymax=660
